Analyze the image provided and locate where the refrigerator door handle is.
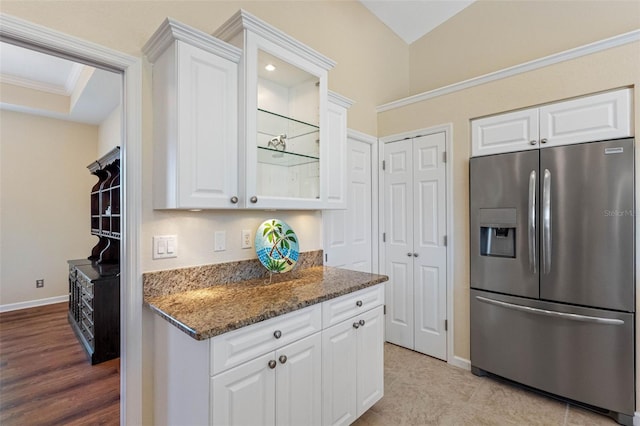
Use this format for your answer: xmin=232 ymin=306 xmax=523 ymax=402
xmin=528 ymin=170 xmax=537 ymax=274
xmin=475 ymin=296 xmax=624 ymax=325
xmin=542 ymin=169 xmax=552 ymax=274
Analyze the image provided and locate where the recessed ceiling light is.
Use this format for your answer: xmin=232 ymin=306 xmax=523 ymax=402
xmin=265 ymin=64 xmax=276 ymax=72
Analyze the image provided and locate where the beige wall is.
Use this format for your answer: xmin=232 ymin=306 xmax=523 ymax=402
xmin=380 ymin=40 xmax=640 ymax=409
xmin=0 ymin=110 xmax=98 ymax=306
xmin=98 ymin=105 xmax=122 ymax=158
xmin=409 ymin=0 xmax=640 ymax=94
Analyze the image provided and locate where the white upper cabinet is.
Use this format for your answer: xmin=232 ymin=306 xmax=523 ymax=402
xmin=472 ymin=108 xmax=539 ymax=157
xmin=539 ymin=88 xmax=632 ymax=148
xmin=325 ymin=92 xmax=354 ymax=209
xmin=472 ymin=88 xmax=633 ymax=157
xmin=143 ymin=19 xmax=241 ymax=209
xmin=214 ymin=10 xmax=337 ymax=209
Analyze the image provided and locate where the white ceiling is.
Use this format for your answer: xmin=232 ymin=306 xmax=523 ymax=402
xmin=0 ymin=42 xmax=122 ymax=125
xmin=359 ymin=0 xmax=475 ymax=44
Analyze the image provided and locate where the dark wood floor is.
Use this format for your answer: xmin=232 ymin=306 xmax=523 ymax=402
xmin=0 ymin=302 xmax=120 ymax=425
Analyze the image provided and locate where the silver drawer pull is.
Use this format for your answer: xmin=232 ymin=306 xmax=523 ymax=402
xmin=268 ymin=360 xmax=276 ymax=369
xmin=359 ymin=319 xmax=365 ymax=326
xmin=476 ymin=296 xmax=624 ymax=325
xmin=352 ymin=322 xmax=360 ymax=329
xmin=273 ymin=330 xmax=282 ymax=339
xmin=356 ymin=300 xmax=363 ymax=307
xmin=279 ymin=355 xmax=287 ymax=364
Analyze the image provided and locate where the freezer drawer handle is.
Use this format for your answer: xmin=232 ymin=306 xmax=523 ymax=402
xmin=475 ymin=296 xmax=624 ymax=325
xmin=528 ymin=170 xmax=537 ymax=274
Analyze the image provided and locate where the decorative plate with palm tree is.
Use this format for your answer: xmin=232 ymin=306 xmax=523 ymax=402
xmin=255 ymin=219 xmax=299 ymax=273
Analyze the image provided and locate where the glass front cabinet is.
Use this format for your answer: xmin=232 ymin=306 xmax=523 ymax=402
xmin=145 ymin=11 xmax=349 ymax=210
xmin=215 ymin=10 xmax=338 ymax=209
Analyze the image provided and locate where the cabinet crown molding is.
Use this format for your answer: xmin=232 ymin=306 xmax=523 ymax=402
xmin=143 ymin=18 xmax=242 ymax=64
xmin=328 ymin=91 xmax=354 ymax=109
xmin=213 ymin=9 xmax=336 ymax=71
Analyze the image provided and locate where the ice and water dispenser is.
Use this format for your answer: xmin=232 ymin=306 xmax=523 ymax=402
xmin=478 ymin=208 xmax=516 ymax=258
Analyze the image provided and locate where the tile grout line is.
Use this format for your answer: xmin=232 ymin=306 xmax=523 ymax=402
xmin=562 ymin=403 xmax=570 ymax=425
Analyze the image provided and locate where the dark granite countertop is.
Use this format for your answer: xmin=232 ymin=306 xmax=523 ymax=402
xmin=145 ymin=266 xmax=388 ymax=340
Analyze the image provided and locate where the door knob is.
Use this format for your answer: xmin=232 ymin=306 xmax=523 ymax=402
xmin=407 ymin=253 xmax=412 ymax=257
xmin=230 ymin=196 xmax=238 ymax=204
xmin=268 ymin=360 xmax=277 ymax=369
xmin=353 ymin=322 xmax=360 ymax=329
xmin=279 ymin=355 xmax=287 ymax=364
xmin=273 ymin=330 xmax=282 ymax=339
xmin=541 ymin=138 xmax=548 ymax=144
xmin=529 ymin=140 xmax=537 ymax=145
xmin=250 ymin=196 xmax=258 ymax=203
xmin=413 ymin=253 xmax=419 ymax=257
xmin=359 ymin=319 xmax=365 ymax=326
xmin=356 ymin=300 xmax=363 ymax=307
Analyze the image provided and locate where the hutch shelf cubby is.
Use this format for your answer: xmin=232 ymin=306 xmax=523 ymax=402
xmin=67 ymin=146 xmax=121 ymax=365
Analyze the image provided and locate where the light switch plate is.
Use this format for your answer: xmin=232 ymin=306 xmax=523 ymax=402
xmin=153 ymin=235 xmax=177 ymax=259
xmin=214 ymin=231 xmax=226 ymax=252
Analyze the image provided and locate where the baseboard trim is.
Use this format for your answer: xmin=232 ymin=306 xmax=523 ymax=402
xmin=634 ymin=412 xmax=640 ymax=426
xmin=448 ymin=355 xmax=471 ymax=370
xmin=0 ymin=295 xmax=69 ymax=313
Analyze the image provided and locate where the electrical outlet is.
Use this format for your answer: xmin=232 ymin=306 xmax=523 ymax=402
xmin=241 ymin=229 xmax=252 ymax=249
xmin=214 ymin=231 xmax=226 ymax=252
xmin=36 ymin=279 xmax=44 ymax=288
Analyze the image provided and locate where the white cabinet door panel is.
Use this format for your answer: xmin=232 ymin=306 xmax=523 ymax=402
xmin=211 ymin=352 xmax=275 ymax=426
xmin=276 ymin=333 xmax=322 ymax=426
xmin=322 ymin=320 xmax=357 ymax=426
xmin=472 ymin=108 xmax=539 ymax=156
xmin=356 ymin=306 xmax=384 ymax=416
xmin=539 ymin=88 xmax=632 ymax=147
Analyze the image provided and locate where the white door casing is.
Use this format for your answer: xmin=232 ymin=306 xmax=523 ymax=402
xmin=382 ymin=131 xmax=448 ymax=361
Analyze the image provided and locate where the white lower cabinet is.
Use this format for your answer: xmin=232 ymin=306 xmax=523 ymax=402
xmin=322 ymin=305 xmax=384 ymax=426
xmin=211 ymin=333 xmax=321 ymax=426
xmin=153 ymin=284 xmax=384 ymax=426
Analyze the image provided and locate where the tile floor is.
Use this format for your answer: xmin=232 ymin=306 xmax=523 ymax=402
xmin=354 ymin=343 xmax=618 ymax=425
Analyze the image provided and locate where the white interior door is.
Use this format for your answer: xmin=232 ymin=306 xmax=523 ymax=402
xmin=383 ymin=139 xmax=414 ymax=349
xmin=412 ymin=134 xmax=447 ymax=360
xmin=323 ymin=136 xmax=373 ymax=272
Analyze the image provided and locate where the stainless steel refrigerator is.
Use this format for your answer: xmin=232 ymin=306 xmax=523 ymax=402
xmin=470 ymin=137 xmax=635 ymax=425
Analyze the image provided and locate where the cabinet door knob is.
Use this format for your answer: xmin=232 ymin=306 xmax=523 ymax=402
xmin=230 ymin=196 xmax=238 ymax=204
xmin=529 ymin=140 xmax=537 ymax=145
xmin=359 ymin=319 xmax=365 ymax=326
xmin=407 ymin=253 xmax=413 ymax=257
xmin=353 ymin=322 xmax=360 ymax=329
xmin=279 ymin=355 xmax=287 ymax=364
xmin=541 ymin=138 xmax=548 ymax=144
xmin=413 ymin=253 xmax=419 ymax=257
xmin=356 ymin=300 xmax=363 ymax=307
xmin=273 ymin=330 xmax=282 ymax=339
xmin=268 ymin=360 xmax=277 ymax=369
xmin=250 ymin=196 xmax=258 ymax=203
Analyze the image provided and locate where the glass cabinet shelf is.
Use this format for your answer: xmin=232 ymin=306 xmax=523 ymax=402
xmin=257 ymin=146 xmax=319 ymax=166
xmin=257 ymin=108 xmax=319 ymax=140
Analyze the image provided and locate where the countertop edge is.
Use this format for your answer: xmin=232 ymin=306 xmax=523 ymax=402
xmin=146 ymin=271 xmax=388 ymax=341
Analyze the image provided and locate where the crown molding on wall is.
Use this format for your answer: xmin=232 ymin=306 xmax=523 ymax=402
xmin=377 ymin=29 xmax=640 ymax=113
xmin=329 ymin=90 xmax=355 ymax=109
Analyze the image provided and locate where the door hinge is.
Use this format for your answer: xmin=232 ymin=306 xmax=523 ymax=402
xmin=382 ymin=160 xmax=386 ymax=170
xmin=444 ymin=319 xmax=448 ymax=331
xmin=443 ymin=235 xmax=447 ymax=246
xmin=382 ymin=232 xmax=386 ymax=242
xmin=443 ymin=151 xmax=447 ymax=163
xmin=384 ymin=305 xmax=386 ymax=315
xmin=325 ymin=253 xmax=328 ymax=262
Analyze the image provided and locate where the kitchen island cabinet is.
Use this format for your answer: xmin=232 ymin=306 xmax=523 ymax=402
xmin=146 ymin=266 xmax=387 ymax=426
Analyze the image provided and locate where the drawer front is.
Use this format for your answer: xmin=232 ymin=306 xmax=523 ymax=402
xmin=210 ymin=304 xmax=321 ymax=376
xmin=322 ymin=284 xmax=384 ymax=328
